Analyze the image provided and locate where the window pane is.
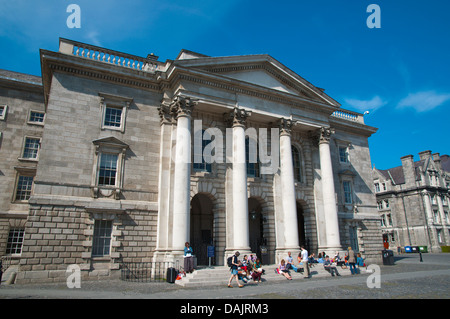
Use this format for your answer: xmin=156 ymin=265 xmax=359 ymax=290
xmin=6 ymin=228 xmax=25 ymax=254
xmin=98 ymin=153 xmax=118 ymax=186
xmin=292 ymin=145 xmax=302 ymax=182
xmin=104 ymin=107 xmax=122 ymax=127
xmin=246 ymin=138 xmax=259 ymax=177
xmin=29 ymin=111 xmax=45 ymax=123
xmin=339 ymin=147 xmax=348 ymax=163
xmin=343 ymin=181 xmax=352 ymax=204
xmin=16 ymin=175 xmax=33 ymax=201
xmin=23 ymin=138 xmax=40 ymax=159
xmin=92 ymin=220 xmax=113 ymax=257
xmin=193 ymin=130 xmax=212 ymax=173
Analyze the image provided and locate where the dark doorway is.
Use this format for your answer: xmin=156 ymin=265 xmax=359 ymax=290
xmin=297 ymin=202 xmax=307 ymax=250
xmin=248 ymin=197 xmax=265 ymax=260
xmin=190 ymin=194 xmax=214 ymax=265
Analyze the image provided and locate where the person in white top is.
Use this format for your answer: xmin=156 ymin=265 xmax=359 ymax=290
xmin=300 ymin=246 xmax=310 ymax=278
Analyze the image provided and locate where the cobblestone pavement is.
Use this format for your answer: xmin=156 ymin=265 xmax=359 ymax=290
xmin=0 ymin=253 xmax=449 ymax=299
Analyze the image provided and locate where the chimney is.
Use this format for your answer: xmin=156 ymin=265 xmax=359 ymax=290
xmin=432 ymin=152 xmax=442 ymax=170
xmin=400 ymin=155 xmax=416 ymax=186
xmin=418 ymin=150 xmax=432 ymax=161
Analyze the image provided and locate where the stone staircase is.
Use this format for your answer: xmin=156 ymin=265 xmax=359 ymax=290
xmin=175 ymin=263 xmax=357 ymax=288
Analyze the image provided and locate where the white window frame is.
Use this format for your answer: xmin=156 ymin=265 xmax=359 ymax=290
xmin=13 ymin=168 xmax=36 ymax=203
xmin=91 ymin=137 xmax=129 ymax=199
xmin=27 ymin=110 xmax=46 ymax=126
xmin=0 ymin=104 xmax=7 ymax=120
xmin=343 ymin=180 xmax=353 ymax=204
xmin=6 ymin=227 xmax=25 ymax=256
xmin=338 ymin=146 xmax=349 ymax=163
xmin=19 ymin=136 xmax=41 ymax=161
xmin=99 ymin=92 xmax=133 ymax=133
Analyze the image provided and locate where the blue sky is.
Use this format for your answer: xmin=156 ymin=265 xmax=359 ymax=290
xmin=0 ymin=0 xmax=449 ymax=169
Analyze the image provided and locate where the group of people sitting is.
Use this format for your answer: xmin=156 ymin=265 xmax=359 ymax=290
xmin=277 ymin=247 xmax=311 ymax=280
xmin=317 ymin=247 xmax=366 ymax=276
xmin=228 ymin=252 xmax=265 ymax=288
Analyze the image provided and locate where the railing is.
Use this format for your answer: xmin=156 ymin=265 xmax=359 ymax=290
xmin=120 ymin=261 xmax=180 ymax=283
xmin=331 ymin=109 xmax=365 ymax=124
xmin=59 ymin=38 xmax=161 ymax=73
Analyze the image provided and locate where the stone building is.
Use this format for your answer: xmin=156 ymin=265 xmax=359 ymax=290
xmin=0 ymin=38 xmax=382 ymax=283
xmin=373 ymin=151 xmax=450 ymax=252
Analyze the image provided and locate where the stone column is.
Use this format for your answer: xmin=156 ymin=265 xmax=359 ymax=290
xmin=279 ymin=118 xmax=300 ymax=251
xmin=171 ymin=96 xmax=196 ymax=255
xmin=155 ymin=103 xmax=176 ymax=258
xmin=230 ymin=107 xmax=251 ymax=251
xmin=318 ymin=127 xmax=342 ymax=253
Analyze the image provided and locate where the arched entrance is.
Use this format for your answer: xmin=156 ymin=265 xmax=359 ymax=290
xmin=248 ymin=197 xmax=265 ymax=260
xmin=190 ymin=193 xmax=214 ymax=265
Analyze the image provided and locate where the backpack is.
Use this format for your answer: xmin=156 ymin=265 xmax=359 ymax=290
xmin=227 ymin=256 xmax=233 ymax=268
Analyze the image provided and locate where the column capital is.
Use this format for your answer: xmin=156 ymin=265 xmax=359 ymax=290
xmin=170 ymin=95 xmax=197 ymax=119
xmin=319 ymin=127 xmax=335 ymax=144
xmin=157 ymin=103 xmax=176 ymax=125
xmin=279 ymin=118 xmax=296 ymax=136
xmin=225 ymin=106 xmax=252 ymax=128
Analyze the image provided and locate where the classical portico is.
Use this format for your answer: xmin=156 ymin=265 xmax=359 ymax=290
xmin=154 ymin=96 xmax=345 ymax=264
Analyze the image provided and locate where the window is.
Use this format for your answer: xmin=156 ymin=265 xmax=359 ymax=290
xmin=22 ymin=137 xmax=40 ymax=160
xmin=15 ymin=175 xmax=34 ymax=201
xmin=386 ymin=213 xmax=393 ymax=226
xmin=98 ymin=153 xmax=118 ymax=186
xmin=6 ymin=228 xmax=25 ymax=255
xmin=28 ymin=110 xmax=45 ymax=124
xmin=384 ymin=199 xmax=390 ymax=208
xmin=434 ymin=210 xmax=440 ymax=223
xmin=193 ymin=129 xmax=212 ymax=173
xmin=104 ymin=106 xmax=122 ymax=128
xmin=374 ymin=183 xmax=380 ymax=193
xmin=343 ymin=181 xmax=353 ymax=204
xmin=339 ymin=146 xmax=349 ymax=163
xmin=292 ymin=145 xmax=302 ymax=182
xmin=246 ymin=137 xmax=259 ymax=178
xmin=0 ymin=104 xmax=7 ymax=120
xmin=437 ymin=229 xmax=443 ymax=243
xmin=91 ymin=137 xmax=129 ymax=199
xmin=377 ymin=201 xmax=383 ymax=210
xmin=349 ymin=226 xmax=359 ymax=251
xmin=99 ymin=92 xmax=132 ymax=133
xmin=92 ymin=220 xmax=113 ymax=257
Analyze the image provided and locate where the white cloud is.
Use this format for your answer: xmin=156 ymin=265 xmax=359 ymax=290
xmin=397 ymin=91 xmax=450 ymax=112
xmin=344 ymin=96 xmax=387 ymax=113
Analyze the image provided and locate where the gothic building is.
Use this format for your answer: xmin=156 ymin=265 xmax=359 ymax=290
xmin=0 ymin=38 xmax=382 ymax=283
xmin=373 ymin=151 xmax=450 ymax=252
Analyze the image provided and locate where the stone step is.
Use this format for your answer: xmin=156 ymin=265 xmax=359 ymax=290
xmin=175 ymin=264 xmax=358 ymax=287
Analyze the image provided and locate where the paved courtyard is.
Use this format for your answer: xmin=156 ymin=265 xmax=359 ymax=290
xmin=0 ymin=253 xmax=449 ymax=299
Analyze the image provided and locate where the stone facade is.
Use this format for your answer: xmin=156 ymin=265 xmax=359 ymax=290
xmin=373 ymin=151 xmax=450 ymax=252
xmin=0 ymin=38 xmax=383 ymax=283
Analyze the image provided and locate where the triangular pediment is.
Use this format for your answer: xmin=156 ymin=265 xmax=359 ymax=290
xmin=174 ymin=51 xmax=340 ymax=107
xmin=92 ymin=136 xmax=129 ymax=148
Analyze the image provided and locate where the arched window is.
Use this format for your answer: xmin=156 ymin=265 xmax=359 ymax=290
xmin=292 ymin=145 xmax=302 ymax=182
xmin=246 ymin=137 xmax=259 ymax=177
xmin=193 ymin=129 xmax=212 ymax=173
